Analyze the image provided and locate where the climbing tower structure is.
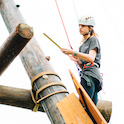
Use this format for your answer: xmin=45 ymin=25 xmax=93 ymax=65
xmin=0 ymin=0 xmax=112 ymax=123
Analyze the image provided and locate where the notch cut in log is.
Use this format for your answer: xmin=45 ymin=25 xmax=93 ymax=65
xmin=0 ymin=85 xmax=112 ymax=122
xmin=0 ymin=23 xmax=33 ymax=76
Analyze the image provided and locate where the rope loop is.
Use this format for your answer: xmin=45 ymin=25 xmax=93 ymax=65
xmin=31 ymin=71 xmax=61 ymax=87
xmin=30 ymin=82 xmax=68 ymax=112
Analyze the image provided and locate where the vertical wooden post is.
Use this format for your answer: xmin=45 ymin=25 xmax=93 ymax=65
xmin=0 ymin=0 xmax=67 ymax=123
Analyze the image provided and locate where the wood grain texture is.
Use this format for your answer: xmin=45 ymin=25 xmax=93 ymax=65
xmin=57 ymin=93 xmax=93 ymax=124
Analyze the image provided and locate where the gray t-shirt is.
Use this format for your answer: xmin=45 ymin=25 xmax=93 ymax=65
xmin=79 ymin=37 xmax=102 ymax=83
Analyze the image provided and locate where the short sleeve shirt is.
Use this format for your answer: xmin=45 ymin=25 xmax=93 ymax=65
xmin=79 ymin=37 xmax=102 ymax=82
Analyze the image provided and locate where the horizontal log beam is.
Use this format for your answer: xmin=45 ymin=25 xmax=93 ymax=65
xmin=0 ymin=85 xmax=44 ymax=112
xmin=0 ymin=85 xmax=111 ymax=122
xmin=97 ymin=100 xmax=112 ymax=122
xmin=0 ymin=23 xmax=33 ymax=75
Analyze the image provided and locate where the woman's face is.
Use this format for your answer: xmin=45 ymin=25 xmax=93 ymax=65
xmin=79 ymin=24 xmax=89 ymax=35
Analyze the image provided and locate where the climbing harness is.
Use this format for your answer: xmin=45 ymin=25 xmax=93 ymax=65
xmin=81 ymin=74 xmax=92 ymax=87
xmin=83 ymin=62 xmax=94 ymax=69
xmin=83 ymin=62 xmax=99 ymax=69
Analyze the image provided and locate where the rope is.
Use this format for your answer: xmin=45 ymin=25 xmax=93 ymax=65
xmin=43 ymin=33 xmax=61 ymax=48
xmin=30 ymin=71 xmax=69 ymax=112
xmin=54 ymin=0 xmax=73 ymax=49
xmin=72 ymin=0 xmax=79 ymax=20
xmin=99 ymin=0 xmax=124 ymax=46
xmin=31 ymin=71 xmax=61 ymax=87
xmin=30 ymin=89 xmax=68 ymax=112
xmin=54 ymin=0 xmax=81 ymax=76
xmin=30 ymin=80 xmax=68 ymax=112
xmin=35 ymin=82 xmax=67 ymax=100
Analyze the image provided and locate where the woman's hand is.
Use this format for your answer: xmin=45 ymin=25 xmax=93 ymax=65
xmin=60 ymin=48 xmax=79 ymax=62
xmin=61 ymin=48 xmax=82 ymax=68
xmin=68 ymin=55 xmax=78 ymax=62
xmin=60 ymin=48 xmax=74 ymax=55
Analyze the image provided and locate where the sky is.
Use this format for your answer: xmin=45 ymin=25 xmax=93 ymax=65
xmin=0 ymin=0 xmax=124 ymax=123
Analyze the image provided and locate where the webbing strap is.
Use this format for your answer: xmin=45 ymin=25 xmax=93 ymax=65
xmin=31 ymin=90 xmax=68 ymax=112
xmin=35 ymin=82 xmax=67 ymax=100
xmin=31 ymin=71 xmax=61 ymax=87
xmin=37 ymin=90 xmax=68 ymax=104
xmin=30 ymin=82 xmax=68 ymax=112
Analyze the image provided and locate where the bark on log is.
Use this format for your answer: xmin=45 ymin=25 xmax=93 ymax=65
xmin=0 ymin=85 xmax=112 ymax=122
xmin=0 ymin=0 xmax=67 ymax=123
xmin=97 ymin=100 xmax=112 ymax=123
xmin=0 ymin=85 xmax=44 ymax=112
xmin=0 ymin=23 xmax=33 ymax=75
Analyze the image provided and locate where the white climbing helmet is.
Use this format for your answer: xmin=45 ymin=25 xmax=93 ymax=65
xmin=78 ymin=16 xmax=95 ymax=27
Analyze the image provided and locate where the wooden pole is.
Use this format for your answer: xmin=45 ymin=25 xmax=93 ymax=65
xmin=0 ymin=23 xmax=33 ymax=75
xmin=97 ymin=100 xmax=112 ymax=123
xmin=0 ymin=84 xmax=112 ymax=122
xmin=0 ymin=0 xmax=67 ymax=123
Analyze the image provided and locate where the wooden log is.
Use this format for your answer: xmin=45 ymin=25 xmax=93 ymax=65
xmin=0 ymin=0 xmax=68 ymax=123
xmin=0 ymin=85 xmax=44 ymax=112
xmin=97 ymin=100 xmax=112 ymax=123
xmin=0 ymin=84 xmax=112 ymax=122
xmin=0 ymin=23 xmax=33 ymax=75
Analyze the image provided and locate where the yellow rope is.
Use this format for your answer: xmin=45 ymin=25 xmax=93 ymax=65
xmin=43 ymin=33 xmax=61 ymax=48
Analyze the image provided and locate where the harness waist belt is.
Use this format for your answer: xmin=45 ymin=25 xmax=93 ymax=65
xmin=83 ymin=62 xmax=99 ymax=69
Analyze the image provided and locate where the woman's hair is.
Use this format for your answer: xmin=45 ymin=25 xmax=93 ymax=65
xmin=89 ymin=26 xmax=98 ymax=38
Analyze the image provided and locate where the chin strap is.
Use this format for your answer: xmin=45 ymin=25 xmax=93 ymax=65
xmin=83 ymin=30 xmax=91 ymax=36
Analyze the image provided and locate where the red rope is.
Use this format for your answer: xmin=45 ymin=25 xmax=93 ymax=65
xmin=55 ymin=0 xmax=73 ymax=50
xmin=55 ymin=0 xmax=81 ymax=75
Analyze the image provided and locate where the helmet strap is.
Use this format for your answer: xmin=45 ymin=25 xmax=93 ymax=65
xmin=83 ymin=30 xmax=91 ymax=36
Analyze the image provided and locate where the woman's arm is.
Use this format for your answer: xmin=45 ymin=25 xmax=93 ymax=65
xmin=61 ymin=48 xmax=97 ymax=63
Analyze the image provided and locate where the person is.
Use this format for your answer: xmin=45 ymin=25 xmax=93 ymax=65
xmin=61 ymin=15 xmax=102 ymax=106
